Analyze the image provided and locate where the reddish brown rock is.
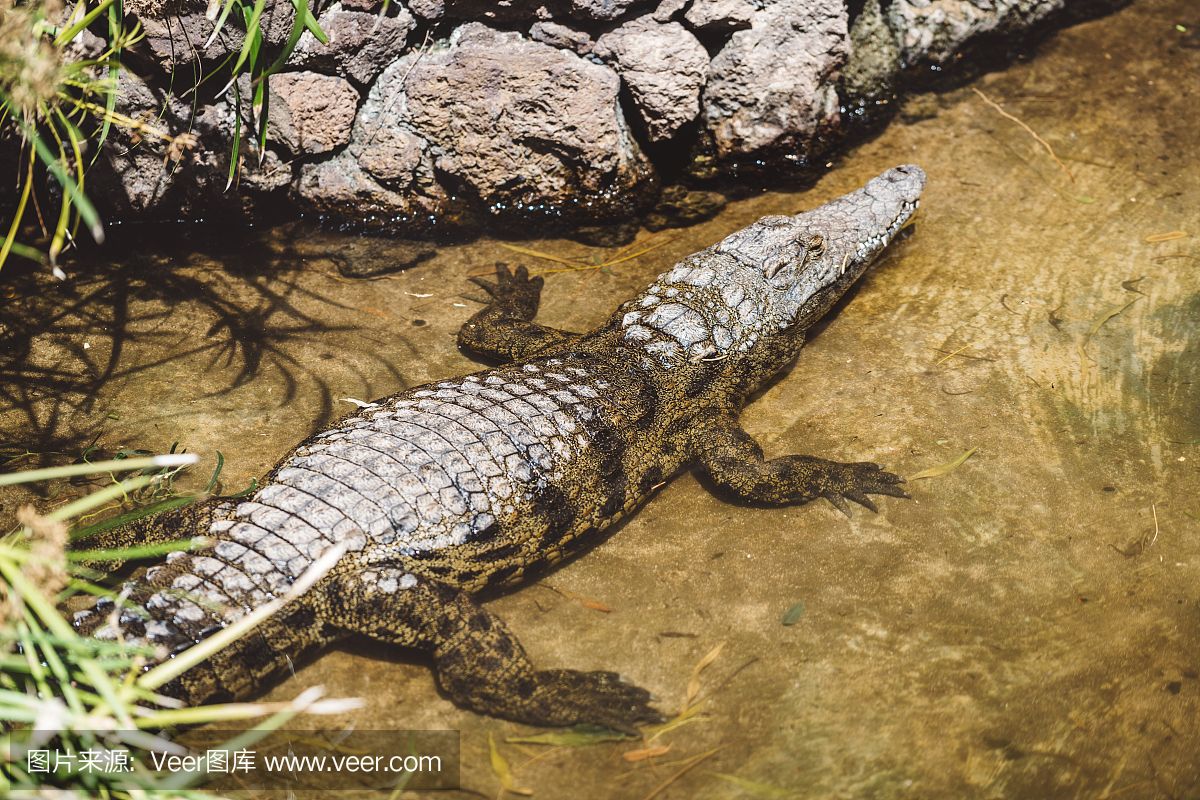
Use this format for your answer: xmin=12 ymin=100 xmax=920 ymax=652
xmin=267 ymin=72 xmax=360 ymax=156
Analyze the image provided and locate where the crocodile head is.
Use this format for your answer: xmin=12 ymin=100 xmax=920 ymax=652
xmin=616 ymin=165 xmax=925 ymax=372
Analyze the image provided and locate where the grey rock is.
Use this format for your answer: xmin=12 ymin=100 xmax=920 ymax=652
xmin=139 ymin=0 xmax=299 ymax=69
xmin=529 ymin=20 xmax=594 ymax=54
xmin=702 ymin=0 xmax=848 ymax=161
xmin=594 ymin=16 xmax=708 ymax=142
xmin=93 ymin=71 xmax=229 ymax=216
xmin=644 ymin=185 xmax=726 ymax=230
xmin=297 ymin=150 xmax=450 ymax=230
xmin=888 ymin=0 xmax=1065 ymax=66
xmin=267 ymin=72 xmax=360 ymax=156
xmin=841 ymin=0 xmax=901 ymax=104
xmin=651 ymin=0 xmax=688 ymax=22
xmin=366 ymin=23 xmax=653 ymax=222
xmin=326 ymin=237 xmax=438 ymax=277
xmin=683 ymin=0 xmax=755 ymax=31
xmin=567 ymin=0 xmax=649 ymax=20
xmin=297 ymin=55 xmax=451 ymax=230
xmin=406 ymin=0 xmax=444 ymax=18
xmin=237 ymin=148 xmax=296 ymax=194
xmin=351 ymin=60 xmax=440 ymax=190
xmin=289 ymin=3 xmax=416 ymax=86
xmin=433 ymin=0 xmax=544 ymax=22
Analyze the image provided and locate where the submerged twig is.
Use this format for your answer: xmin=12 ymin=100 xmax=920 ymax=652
xmin=972 ymin=88 xmax=1075 ymax=183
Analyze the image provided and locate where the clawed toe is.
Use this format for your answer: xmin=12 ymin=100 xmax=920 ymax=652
xmin=821 ymin=460 xmax=910 ymax=516
xmin=531 ymin=669 xmax=662 ymax=733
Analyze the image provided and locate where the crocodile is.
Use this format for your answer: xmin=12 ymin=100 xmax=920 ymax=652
xmin=72 ymin=164 xmax=926 ymax=732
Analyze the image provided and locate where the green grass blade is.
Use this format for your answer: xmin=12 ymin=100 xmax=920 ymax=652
xmin=68 ymin=536 xmax=210 ymax=563
xmin=54 ymin=0 xmax=115 ymax=46
xmin=0 ymin=454 xmax=198 ymax=487
xmin=22 ymin=119 xmax=104 ymax=243
xmin=70 ymin=494 xmax=198 ymax=542
xmin=0 ymin=151 xmax=35 ymax=273
xmin=219 ymin=0 xmax=267 ymax=95
xmin=226 ymin=79 xmax=243 ymax=190
xmin=205 ymin=0 xmax=241 ymax=50
xmin=295 ymin=0 xmax=329 ymax=43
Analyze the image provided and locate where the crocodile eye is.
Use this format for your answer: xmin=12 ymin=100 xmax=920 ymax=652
xmin=806 ymin=234 xmax=826 ymax=259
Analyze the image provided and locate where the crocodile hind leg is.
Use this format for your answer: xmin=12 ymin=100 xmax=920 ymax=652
xmin=458 ymin=263 xmax=581 ymax=362
xmin=316 ymin=564 xmax=661 ymax=732
xmin=693 ymin=415 xmax=909 ymax=515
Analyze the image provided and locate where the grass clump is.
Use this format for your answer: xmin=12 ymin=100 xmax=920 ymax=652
xmin=0 ymin=452 xmax=358 ymax=796
xmin=0 ymin=0 xmax=327 ymax=275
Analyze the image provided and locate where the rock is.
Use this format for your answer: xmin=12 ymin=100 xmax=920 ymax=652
xmin=567 ymin=0 xmax=650 ymax=20
xmin=841 ymin=0 xmax=902 ymax=105
xmin=529 ymin=21 xmax=594 ymax=54
xmin=139 ymin=0 xmax=299 ymax=69
xmin=378 ymin=23 xmax=654 ymax=224
xmin=289 ymin=3 xmax=416 ymax=86
xmin=139 ymin=11 xmax=238 ymax=69
xmin=237 ymin=148 xmax=295 ymax=194
xmin=643 ymin=185 xmax=726 ymax=230
xmin=594 ymin=17 xmax=708 ymax=142
xmin=296 ymin=56 xmax=452 ymax=231
xmin=887 ymin=0 xmax=1065 ymax=66
xmin=434 ymin=0 xmax=544 ymax=22
xmin=92 ymin=71 xmax=230 ymax=216
xmin=702 ymin=0 xmax=848 ymax=162
xmin=407 ymin=0 xmax=444 ymax=18
xmin=652 ymin=0 xmax=688 ymax=22
xmin=683 ymin=0 xmax=755 ymax=31
xmin=570 ymin=220 xmax=640 ymax=247
xmin=297 ymin=150 xmax=451 ymax=231
xmin=331 ymin=238 xmax=438 ymax=277
xmin=266 ymin=72 xmax=360 ymax=156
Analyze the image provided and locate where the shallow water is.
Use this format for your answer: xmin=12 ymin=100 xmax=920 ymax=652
xmin=2 ymin=0 xmax=1198 ymax=795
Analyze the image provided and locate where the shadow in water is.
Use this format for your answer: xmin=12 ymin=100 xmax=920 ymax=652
xmin=0 ymin=224 xmax=403 ymax=464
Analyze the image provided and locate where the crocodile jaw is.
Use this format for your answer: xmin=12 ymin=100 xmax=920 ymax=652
xmin=779 ymin=164 xmax=926 ymax=330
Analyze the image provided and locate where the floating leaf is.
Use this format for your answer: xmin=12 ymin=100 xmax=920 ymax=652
xmin=488 ymin=733 xmax=533 ymax=796
xmin=711 ymin=772 xmax=794 ymax=798
xmin=684 ymin=641 xmax=725 ymax=710
xmin=506 ymin=725 xmax=630 ymax=747
xmin=623 ymin=744 xmax=671 ymax=762
xmin=909 ymin=448 xmax=977 ymax=481
xmin=781 ymin=602 xmax=805 ymax=626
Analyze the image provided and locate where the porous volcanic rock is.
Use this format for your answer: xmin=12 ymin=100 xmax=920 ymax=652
xmin=701 ymin=0 xmax=849 ymax=163
xmin=342 ymin=23 xmax=654 ymax=226
xmin=889 ymin=0 xmax=1071 ymax=65
xmin=288 ymin=2 xmax=416 ymax=86
xmin=267 ymin=72 xmax=360 ymax=156
xmin=683 ymin=0 xmax=756 ymax=31
xmin=528 ymin=20 xmax=595 ymax=54
xmin=594 ymin=16 xmax=709 ymax=142
xmin=79 ymin=0 xmax=1123 ymax=232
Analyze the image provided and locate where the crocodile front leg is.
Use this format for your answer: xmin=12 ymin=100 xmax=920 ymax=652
xmin=692 ymin=415 xmax=909 ymax=515
xmin=316 ymin=564 xmax=661 ymax=732
xmin=458 ymin=263 xmax=581 ymax=362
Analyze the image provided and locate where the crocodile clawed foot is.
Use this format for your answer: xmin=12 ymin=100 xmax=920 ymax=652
xmin=468 ymin=262 xmax=543 ymax=319
xmin=525 ymin=668 xmax=663 ymax=734
xmin=818 ymin=460 xmax=909 ymax=516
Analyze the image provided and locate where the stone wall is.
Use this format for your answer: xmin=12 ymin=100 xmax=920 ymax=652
xmin=90 ymin=0 xmax=1121 ymax=235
